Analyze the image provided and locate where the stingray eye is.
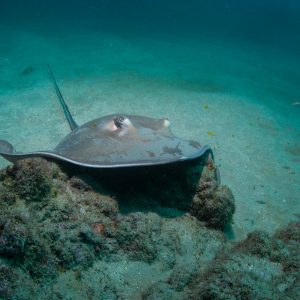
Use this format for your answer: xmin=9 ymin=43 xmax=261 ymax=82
xmin=118 ymin=116 xmax=125 ymax=123
xmin=114 ymin=116 xmax=125 ymax=128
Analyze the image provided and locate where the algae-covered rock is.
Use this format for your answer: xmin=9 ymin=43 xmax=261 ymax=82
xmin=69 ymin=176 xmax=93 ymax=192
xmin=234 ymin=230 xmax=273 ymax=258
xmin=0 ymin=264 xmax=15 ymax=299
xmin=0 ymin=158 xmax=297 ymax=300
xmin=0 ymin=185 xmax=17 ymax=205
xmin=112 ymin=212 xmax=162 ymax=262
xmin=189 ymin=254 xmax=284 ymax=300
xmin=3 ymin=158 xmax=53 ymax=202
xmin=0 ymin=218 xmax=28 ymax=258
xmin=0 ymin=158 xmax=229 ymax=299
xmin=191 ymin=157 xmax=235 ymax=229
xmin=235 ymin=222 xmax=300 ymax=275
xmin=186 ymin=221 xmax=300 ymax=300
xmin=0 ymin=159 xmax=119 ymax=280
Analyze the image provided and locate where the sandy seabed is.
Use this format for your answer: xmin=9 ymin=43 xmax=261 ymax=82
xmin=0 ymin=26 xmax=299 ymax=239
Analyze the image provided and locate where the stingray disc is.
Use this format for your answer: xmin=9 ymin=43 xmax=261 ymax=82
xmin=0 ymin=114 xmax=211 ymax=168
xmin=0 ymin=66 xmax=213 ymax=168
xmin=51 ymin=114 xmax=211 ymax=167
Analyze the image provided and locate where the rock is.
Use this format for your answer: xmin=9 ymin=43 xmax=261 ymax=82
xmin=0 ymin=185 xmax=17 ymax=205
xmin=69 ymin=176 xmax=92 ymax=192
xmin=190 ymin=157 xmax=235 ymax=230
xmin=0 ymin=265 xmax=15 ymax=298
xmin=0 ymin=218 xmax=28 ymax=258
xmin=1 ymin=158 xmax=296 ymax=300
xmin=234 ymin=230 xmax=273 ymax=258
xmin=112 ymin=212 xmax=162 ymax=262
xmin=188 ymin=253 xmax=284 ymax=300
xmin=186 ymin=222 xmax=300 ymax=300
xmin=3 ymin=158 xmax=53 ymax=202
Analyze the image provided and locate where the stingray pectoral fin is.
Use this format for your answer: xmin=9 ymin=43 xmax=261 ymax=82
xmin=0 ymin=140 xmax=14 ymax=154
xmin=182 ymin=144 xmax=221 ymax=184
xmin=0 ymin=146 xmax=89 ymax=166
xmin=0 ymin=140 xmax=40 ymax=163
xmin=0 ymin=140 xmax=51 ymax=163
xmin=180 ymin=144 xmax=213 ymax=161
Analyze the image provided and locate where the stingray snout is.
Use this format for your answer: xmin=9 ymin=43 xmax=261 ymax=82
xmin=163 ymin=118 xmax=170 ymax=128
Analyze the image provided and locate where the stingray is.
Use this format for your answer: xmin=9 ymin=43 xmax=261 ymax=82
xmin=0 ymin=65 xmax=214 ymax=168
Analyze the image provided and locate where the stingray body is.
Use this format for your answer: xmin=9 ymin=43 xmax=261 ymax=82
xmin=0 ymin=66 xmax=213 ymax=168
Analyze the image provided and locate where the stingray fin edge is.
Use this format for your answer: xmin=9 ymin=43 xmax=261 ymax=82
xmin=0 ymin=140 xmax=14 ymax=154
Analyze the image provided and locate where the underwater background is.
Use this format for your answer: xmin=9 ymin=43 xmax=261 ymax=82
xmin=0 ymin=1 xmax=299 ymax=299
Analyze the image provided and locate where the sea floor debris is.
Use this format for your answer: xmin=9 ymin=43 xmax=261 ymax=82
xmin=0 ymin=158 xmax=298 ymax=300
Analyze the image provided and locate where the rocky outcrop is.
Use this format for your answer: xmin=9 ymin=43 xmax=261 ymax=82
xmin=0 ymin=158 xmax=297 ymax=300
xmin=190 ymin=157 xmax=235 ymax=229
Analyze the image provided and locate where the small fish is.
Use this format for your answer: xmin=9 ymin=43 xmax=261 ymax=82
xmin=20 ymin=66 xmax=34 ymax=77
xmin=244 ymin=219 xmax=255 ymax=225
xmin=282 ymin=166 xmax=291 ymax=170
xmin=203 ymin=104 xmax=209 ymax=109
xmin=256 ymin=200 xmax=266 ymax=204
xmin=207 ymin=131 xmax=217 ymax=136
xmin=292 ymin=102 xmax=300 ymax=106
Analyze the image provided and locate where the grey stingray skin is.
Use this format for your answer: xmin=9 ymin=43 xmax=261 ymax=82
xmin=0 ymin=115 xmax=212 ymax=168
xmin=0 ymin=67 xmax=213 ymax=168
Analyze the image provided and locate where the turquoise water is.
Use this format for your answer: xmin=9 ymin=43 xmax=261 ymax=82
xmin=0 ymin=1 xmax=299 ymax=298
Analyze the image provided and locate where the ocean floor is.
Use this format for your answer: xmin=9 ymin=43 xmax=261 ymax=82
xmin=0 ymin=26 xmax=299 ymax=239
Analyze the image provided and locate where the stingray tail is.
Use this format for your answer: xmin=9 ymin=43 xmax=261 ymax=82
xmin=47 ymin=64 xmax=78 ymax=131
